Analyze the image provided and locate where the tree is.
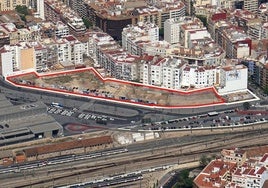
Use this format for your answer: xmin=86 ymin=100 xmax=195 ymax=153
xmin=15 ymin=5 xmax=29 ymax=15
xmin=195 ymin=15 xmax=208 ymax=28
xmin=82 ymin=18 xmax=92 ymax=29
xmin=243 ymin=102 xmax=250 ymax=110
xmin=199 ymin=154 xmax=210 ymax=167
xmin=173 ymin=169 xmax=193 ymax=188
xmin=264 ymin=86 xmax=268 ymax=95
xmin=15 ymin=5 xmax=29 ymax=23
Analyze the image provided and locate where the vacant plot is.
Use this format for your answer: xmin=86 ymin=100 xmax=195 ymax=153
xmin=8 ymin=69 xmax=225 ymax=107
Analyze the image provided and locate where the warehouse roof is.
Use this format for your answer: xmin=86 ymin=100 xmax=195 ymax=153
xmin=24 ymin=136 xmax=113 ymax=157
xmin=0 ymin=101 xmax=46 ymax=117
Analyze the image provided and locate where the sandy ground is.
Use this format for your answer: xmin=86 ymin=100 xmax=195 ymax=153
xmin=12 ymin=70 xmax=223 ymax=106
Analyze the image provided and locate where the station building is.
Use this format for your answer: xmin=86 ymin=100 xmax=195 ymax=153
xmin=0 ymin=94 xmax=63 ymax=146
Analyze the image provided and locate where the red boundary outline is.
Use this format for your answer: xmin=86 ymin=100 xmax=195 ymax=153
xmin=6 ymin=67 xmax=226 ymax=109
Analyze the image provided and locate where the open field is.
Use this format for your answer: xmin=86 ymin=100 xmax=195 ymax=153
xmin=7 ymin=68 xmax=225 ymax=107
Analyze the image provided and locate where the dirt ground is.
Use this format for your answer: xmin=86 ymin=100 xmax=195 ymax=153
xmin=10 ymin=70 xmax=224 ymax=107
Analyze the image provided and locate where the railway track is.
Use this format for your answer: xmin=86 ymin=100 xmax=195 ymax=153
xmin=2 ymin=128 xmax=268 ymax=187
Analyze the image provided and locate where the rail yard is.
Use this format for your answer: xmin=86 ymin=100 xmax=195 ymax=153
xmin=1 ymin=123 xmax=268 ymax=187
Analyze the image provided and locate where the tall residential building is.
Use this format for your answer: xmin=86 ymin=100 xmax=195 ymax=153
xmin=44 ymin=0 xmax=86 ymax=36
xmin=122 ymin=22 xmax=159 ymax=56
xmin=164 ymin=16 xmax=204 ymax=46
xmin=0 ymin=0 xmax=30 ymax=11
xmin=259 ymin=3 xmax=268 ymax=21
xmin=37 ymin=0 xmax=45 ymax=20
xmin=84 ymin=0 xmax=185 ymax=40
xmin=244 ymin=0 xmax=259 ymax=14
xmin=218 ymin=64 xmax=248 ymax=94
xmin=0 ymin=47 xmax=13 ymax=77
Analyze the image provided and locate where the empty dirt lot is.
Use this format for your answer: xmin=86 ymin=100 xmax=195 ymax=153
xmin=8 ymin=69 xmax=224 ymax=107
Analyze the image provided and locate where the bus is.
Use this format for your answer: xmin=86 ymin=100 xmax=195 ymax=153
xmin=51 ymin=102 xmax=63 ymax=108
xmin=208 ymin=111 xmax=219 ymax=117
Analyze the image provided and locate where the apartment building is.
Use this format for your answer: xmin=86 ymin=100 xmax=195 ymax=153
xmin=221 ymin=148 xmax=247 ymax=166
xmin=0 ymin=0 xmax=30 ymax=11
xmin=231 ymin=164 xmax=268 ymax=188
xmin=0 ymin=23 xmax=19 ymax=45
xmin=139 ymin=55 xmax=185 ymax=89
xmin=0 ymin=25 xmax=11 ymax=48
xmin=0 ymin=43 xmax=35 ymax=76
xmin=164 ymin=16 xmax=205 ymax=47
xmin=164 ymin=17 xmax=202 ymax=45
xmin=181 ymin=65 xmax=217 ymax=88
xmin=207 ymin=11 xmax=227 ymax=41
xmin=42 ymin=38 xmax=58 ymax=68
xmin=194 ymin=148 xmax=268 ymax=188
xmin=143 ymin=41 xmax=171 ymax=57
xmin=244 ymin=0 xmax=258 ymax=14
xmin=193 ymin=159 xmax=237 ymax=188
xmin=44 ymin=0 xmax=86 ymax=36
xmin=169 ymin=42 xmax=225 ymax=66
xmin=217 ymin=0 xmax=236 ymax=9
xmin=90 ymin=32 xmax=121 ymax=67
xmin=218 ymin=64 xmax=248 ymax=94
xmin=217 ymin=26 xmax=252 ymax=59
xmin=104 ymin=50 xmax=140 ymax=81
xmin=84 ymin=0 xmax=185 ymax=40
xmin=140 ymin=55 xmax=164 ymax=85
xmin=26 ymin=41 xmax=48 ymax=72
xmin=55 ymin=22 xmax=70 ymax=38
xmin=0 ymin=47 xmax=13 ymax=77
xmin=231 ymin=9 xmax=264 ymax=40
xmin=259 ymin=3 xmax=268 ymax=22
xmin=122 ymin=22 xmax=159 ymax=56
xmin=56 ymin=35 xmax=84 ymax=66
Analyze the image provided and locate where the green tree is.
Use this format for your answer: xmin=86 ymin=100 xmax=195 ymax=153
xmin=173 ymin=169 xmax=193 ymax=188
xmin=264 ymin=86 xmax=268 ymax=95
xmin=82 ymin=18 xmax=92 ymax=29
xmin=199 ymin=154 xmax=210 ymax=167
xmin=15 ymin=5 xmax=29 ymax=15
xmin=195 ymin=15 xmax=208 ymax=28
xmin=243 ymin=102 xmax=250 ymax=110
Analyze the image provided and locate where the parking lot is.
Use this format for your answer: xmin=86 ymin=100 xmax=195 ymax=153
xmin=47 ymin=107 xmax=116 ymax=126
xmin=139 ymin=109 xmax=268 ymax=131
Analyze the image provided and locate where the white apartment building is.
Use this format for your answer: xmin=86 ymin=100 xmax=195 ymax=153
xmin=0 ymin=0 xmax=30 ymax=11
xmin=55 ymin=22 xmax=70 ymax=38
xmin=231 ymin=158 xmax=268 ymax=188
xmin=90 ymin=32 xmax=120 ymax=67
xmin=108 ymin=52 xmax=139 ymax=81
xmin=217 ymin=0 xmax=236 ymax=9
xmin=181 ymin=65 xmax=217 ymax=88
xmin=186 ymin=29 xmax=211 ymax=48
xmin=259 ymin=3 xmax=268 ymax=22
xmin=161 ymin=58 xmax=184 ymax=89
xmin=140 ymin=56 xmax=185 ymax=89
xmin=164 ymin=16 xmax=204 ymax=45
xmin=244 ymin=0 xmax=258 ymax=14
xmin=0 ymin=47 xmax=13 ymax=77
xmin=0 ymin=43 xmax=36 ymax=76
xmin=122 ymin=22 xmax=159 ymax=56
xmin=30 ymin=0 xmax=45 ymax=20
xmin=56 ymin=35 xmax=84 ymax=66
xmin=218 ymin=64 xmax=248 ymax=94
xmin=143 ymin=41 xmax=170 ymax=57
xmin=140 ymin=55 xmax=164 ymax=86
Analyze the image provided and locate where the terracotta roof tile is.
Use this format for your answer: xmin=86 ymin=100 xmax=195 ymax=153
xmin=24 ymin=136 xmax=112 ymax=157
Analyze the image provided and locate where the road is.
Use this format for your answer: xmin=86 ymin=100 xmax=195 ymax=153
xmin=0 ymin=78 xmax=254 ymax=124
